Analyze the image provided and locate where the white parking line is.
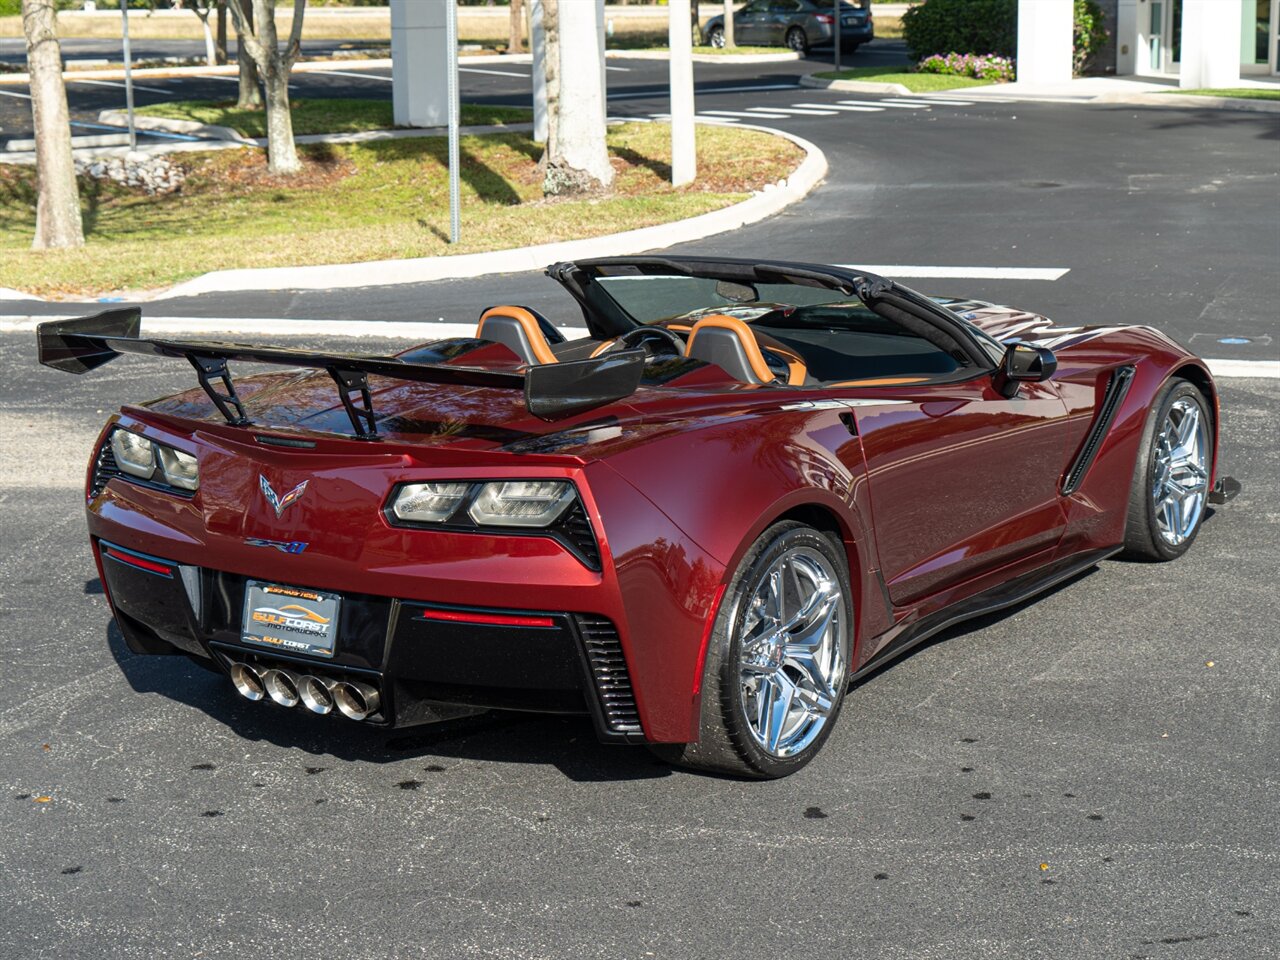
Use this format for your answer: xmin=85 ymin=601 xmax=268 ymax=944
xmin=882 ymin=98 xmax=947 ymax=106
xmin=895 ymin=98 xmax=976 ymax=106
xmin=308 ymin=69 xmax=393 ymax=82
xmin=459 ymin=67 xmax=529 ymax=78
xmin=605 ymin=65 xmax=631 ymax=72
xmin=839 ymin=264 xmax=1072 ymax=280
xmin=607 ymin=83 xmax=799 ymax=101
xmin=0 ymin=89 xmax=31 ymax=99
xmin=700 ymin=109 xmax=792 ymax=119
xmin=838 ymin=98 xmax=928 ymax=109
xmin=746 ymin=106 xmax=837 ymax=116
xmin=791 ymin=102 xmax=884 ymax=113
xmin=68 ymin=78 xmax=172 ymax=95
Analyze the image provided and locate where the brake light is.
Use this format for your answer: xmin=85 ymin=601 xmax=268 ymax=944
xmin=102 ymin=545 xmax=174 ymax=578
xmin=418 ymin=608 xmax=556 ymax=629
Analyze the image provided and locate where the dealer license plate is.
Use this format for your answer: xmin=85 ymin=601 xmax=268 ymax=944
xmin=241 ymin=581 xmax=341 ymax=658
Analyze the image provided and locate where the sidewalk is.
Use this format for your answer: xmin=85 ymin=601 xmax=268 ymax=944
xmin=954 ymin=74 xmax=1280 ymax=111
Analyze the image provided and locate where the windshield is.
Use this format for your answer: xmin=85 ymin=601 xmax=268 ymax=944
xmin=594 ymin=274 xmax=848 ymax=325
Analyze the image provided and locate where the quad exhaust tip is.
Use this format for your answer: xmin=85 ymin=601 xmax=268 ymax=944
xmin=334 ymin=680 xmax=380 ymax=722
xmin=228 ymin=662 xmax=379 ymax=720
xmin=298 ymin=675 xmax=337 ymax=715
xmin=230 ymin=662 xmax=265 ymax=701
xmin=263 ymin=668 xmax=301 ymax=708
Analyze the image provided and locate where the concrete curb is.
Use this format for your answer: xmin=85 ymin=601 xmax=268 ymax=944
xmin=98 ymin=109 xmax=246 ymax=142
xmin=1094 ymin=91 xmax=1280 ymax=113
xmin=608 ymin=49 xmax=801 ymax=63
xmin=0 ymin=139 xmax=249 ymax=166
xmin=152 ymin=121 xmax=826 ymax=300
xmin=800 ymin=75 xmax=912 ymax=95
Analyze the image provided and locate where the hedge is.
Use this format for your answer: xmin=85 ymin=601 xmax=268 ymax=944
xmin=902 ymin=0 xmax=1109 ymax=77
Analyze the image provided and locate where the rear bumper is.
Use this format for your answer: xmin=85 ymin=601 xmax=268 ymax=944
xmin=97 ymin=537 xmax=647 ymax=742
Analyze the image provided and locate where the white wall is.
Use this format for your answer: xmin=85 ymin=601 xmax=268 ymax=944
xmin=1179 ymin=0 xmax=1243 ymax=87
xmin=1016 ymin=0 xmax=1074 ymax=84
xmin=390 ymin=0 xmax=449 ymax=128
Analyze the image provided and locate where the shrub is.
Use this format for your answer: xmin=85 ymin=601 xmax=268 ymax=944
xmin=901 ymin=0 xmax=1017 ymax=60
xmin=1074 ymin=0 xmax=1108 ymax=76
xmin=916 ymin=52 xmax=1016 ymax=83
xmin=904 ymin=0 xmax=1110 ymax=77
xmin=0 ymin=0 xmax=20 ymax=16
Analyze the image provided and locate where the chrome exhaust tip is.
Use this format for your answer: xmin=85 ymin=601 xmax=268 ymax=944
xmin=333 ymin=680 xmax=380 ymax=721
xmin=263 ymin=668 xmax=301 ymax=708
xmin=298 ymin=675 xmax=337 ymax=715
xmin=230 ymin=662 xmax=266 ymax=701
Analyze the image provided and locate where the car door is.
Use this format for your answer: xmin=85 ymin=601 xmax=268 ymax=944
xmin=735 ymin=0 xmax=770 ymax=43
xmin=843 ymin=375 xmax=1073 ymax=606
xmin=764 ymin=0 xmax=804 ymax=45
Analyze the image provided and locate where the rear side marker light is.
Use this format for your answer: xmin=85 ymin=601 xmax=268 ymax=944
xmin=418 ymin=608 xmax=555 ymax=629
xmin=102 ymin=546 xmax=174 ymax=578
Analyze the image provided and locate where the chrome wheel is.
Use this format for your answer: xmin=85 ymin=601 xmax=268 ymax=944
xmin=737 ymin=547 xmax=846 ymax=758
xmin=1152 ymin=396 xmax=1209 ymax=546
xmin=709 ymin=26 xmax=725 ymax=48
xmin=786 ymin=28 xmax=808 ymax=54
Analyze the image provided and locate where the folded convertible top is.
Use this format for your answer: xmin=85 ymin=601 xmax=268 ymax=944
xmin=37 ymin=309 xmax=645 ymax=434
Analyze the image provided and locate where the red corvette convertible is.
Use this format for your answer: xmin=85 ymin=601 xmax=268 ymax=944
xmin=38 ymin=257 xmax=1238 ymax=778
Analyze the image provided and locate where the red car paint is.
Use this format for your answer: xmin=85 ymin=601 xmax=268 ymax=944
xmin=66 ymin=263 xmax=1222 ymax=747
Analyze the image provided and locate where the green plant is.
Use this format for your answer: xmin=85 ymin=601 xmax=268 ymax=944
xmin=1073 ymin=0 xmax=1108 ymax=76
xmin=0 ymin=0 xmax=21 ymax=16
xmin=901 ymin=0 xmax=1017 ymax=60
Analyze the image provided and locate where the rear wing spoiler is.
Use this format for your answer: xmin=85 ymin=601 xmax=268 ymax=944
xmin=37 ymin=309 xmax=645 ymax=435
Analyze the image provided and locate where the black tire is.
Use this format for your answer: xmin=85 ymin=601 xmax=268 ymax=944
xmin=707 ymin=24 xmax=725 ymax=49
xmin=651 ymin=521 xmax=853 ymax=779
xmin=1121 ymin=378 xmax=1213 ymax=562
xmin=786 ymin=27 xmax=810 ymax=56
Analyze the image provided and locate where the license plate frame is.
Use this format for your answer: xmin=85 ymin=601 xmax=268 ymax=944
xmin=241 ymin=581 xmax=341 ymax=659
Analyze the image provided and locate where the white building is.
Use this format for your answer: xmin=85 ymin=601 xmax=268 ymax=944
xmin=1106 ymin=0 xmax=1276 ymax=82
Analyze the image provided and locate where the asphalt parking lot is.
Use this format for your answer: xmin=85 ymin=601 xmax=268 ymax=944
xmin=1 ymin=336 xmax=1276 ymax=958
xmin=2 ymin=44 xmax=1279 ymax=960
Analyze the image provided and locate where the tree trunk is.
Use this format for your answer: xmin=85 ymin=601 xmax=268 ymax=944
xmin=229 ymin=0 xmax=303 ymax=175
xmin=723 ymin=0 xmax=735 ymax=47
xmin=215 ymin=0 xmax=228 ymax=65
xmin=261 ymin=62 xmax=299 ymax=174
xmin=508 ymin=0 xmax=525 ymax=54
xmin=196 ymin=8 xmax=217 ymax=67
xmin=22 ymin=0 xmax=83 ymax=250
xmin=234 ymin=2 xmax=261 ymax=110
xmin=541 ymin=0 xmax=612 ymax=195
xmin=540 ymin=0 xmax=559 ymax=163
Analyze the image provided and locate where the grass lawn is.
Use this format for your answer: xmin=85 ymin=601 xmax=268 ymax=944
xmin=0 ymin=123 xmax=804 ymax=298
xmin=1169 ymin=87 xmax=1280 ymax=101
xmin=136 ymin=99 xmax=531 ymax=138
xmin=812 ymin=67 xmax=991 ymax=91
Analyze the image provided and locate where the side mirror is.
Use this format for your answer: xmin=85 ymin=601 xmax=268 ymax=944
xmin=994 ymin=342 xmax=1057 ymax=398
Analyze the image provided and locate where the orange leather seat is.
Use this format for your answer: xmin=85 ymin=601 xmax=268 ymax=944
xmin=476 ymin=306 xmax=559 ymax=366
xmin=685 ymin=314 xmax=806 ymax=386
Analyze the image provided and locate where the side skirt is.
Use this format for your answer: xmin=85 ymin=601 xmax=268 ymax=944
xmin=851 ymin=546 xmax=1121 ymax=682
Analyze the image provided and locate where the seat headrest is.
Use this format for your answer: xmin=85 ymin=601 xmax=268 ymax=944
xmin=685 ymin=314 xmax=777 ymax=385
xmin=477 ymin=306 xmax=559 ymax=365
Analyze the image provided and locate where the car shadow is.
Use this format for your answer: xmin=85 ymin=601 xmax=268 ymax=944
xmin=105 ymin=620 xmax=672 ymax=784
xmin=847 ymin=566 xmax=1100 ymax=695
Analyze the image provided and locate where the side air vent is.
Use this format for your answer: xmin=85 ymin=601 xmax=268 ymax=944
xmin=576 ymin=615 xmax=643 ymax=738
xmin=1062 ymin=365 xmax=1135 ymax=496
xmin=89 ymin=435 xmax=123 ymax=498
xmin=557 ymin=499 xmax=601 ymax=570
